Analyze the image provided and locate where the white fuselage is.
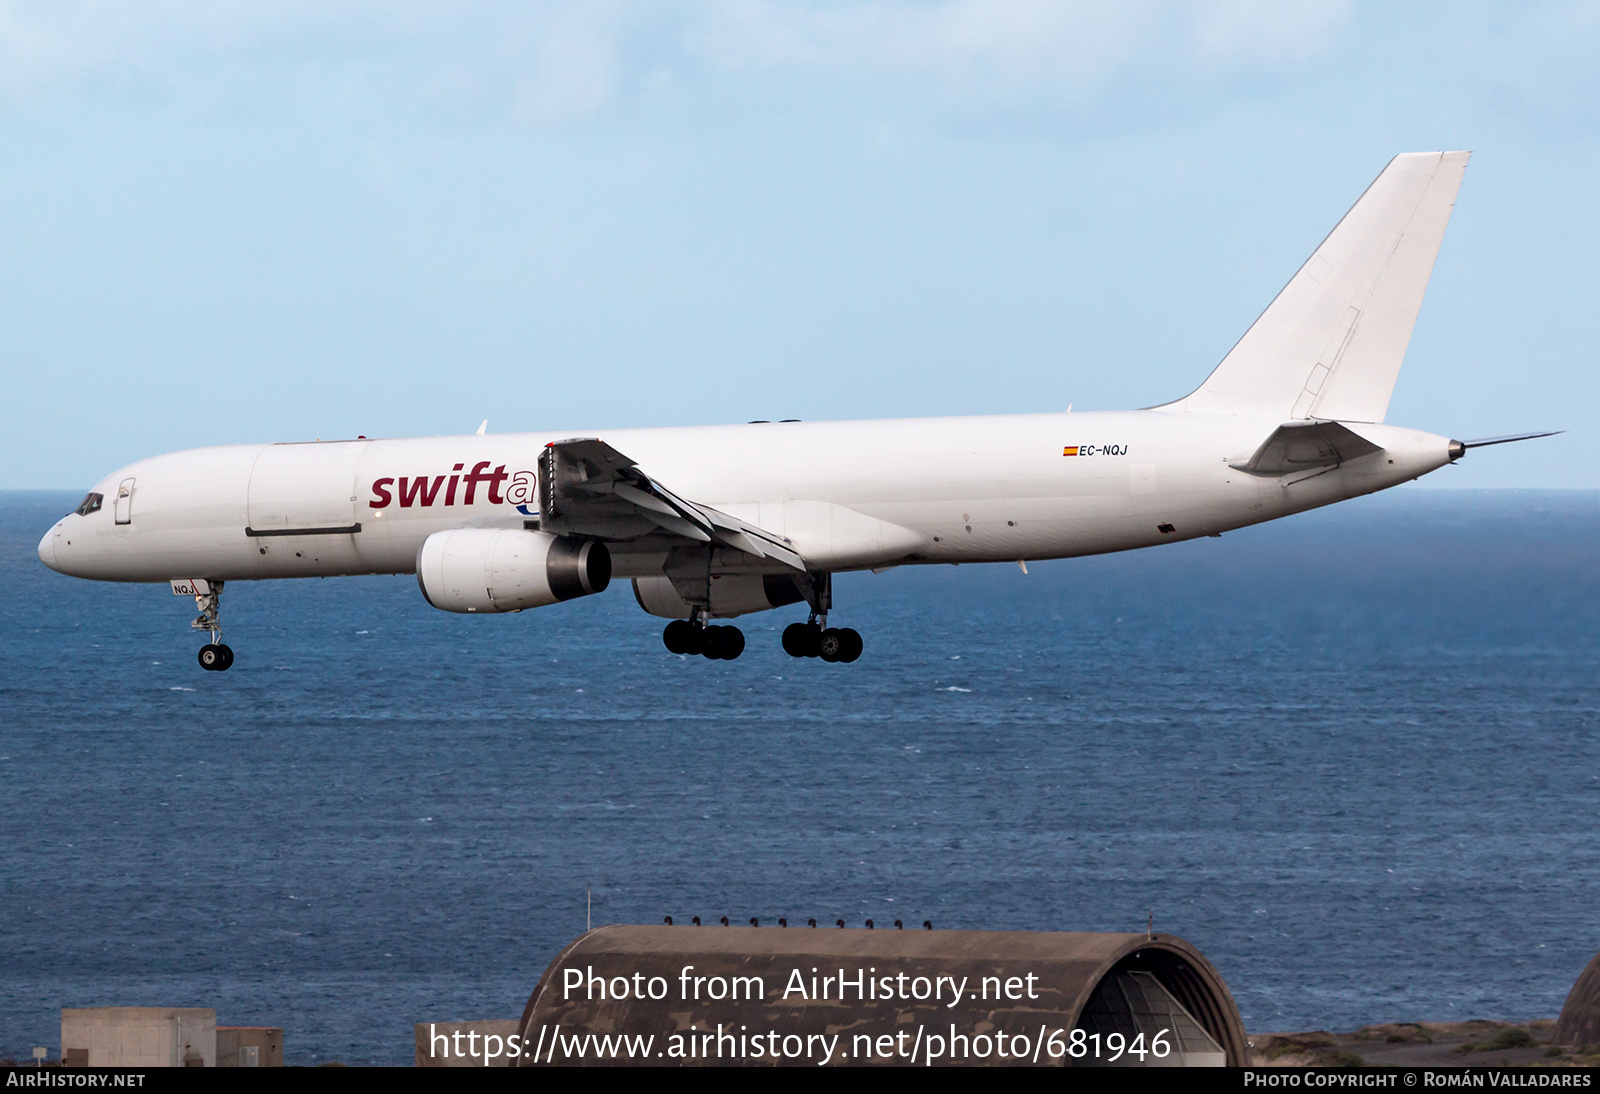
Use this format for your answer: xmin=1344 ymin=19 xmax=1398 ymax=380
xmin=38 ymin=410 xmax=1454 ymax=585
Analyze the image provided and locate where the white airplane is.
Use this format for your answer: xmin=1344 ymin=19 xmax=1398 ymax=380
xmin=39 ymin=151 xmax=1553 ymax=671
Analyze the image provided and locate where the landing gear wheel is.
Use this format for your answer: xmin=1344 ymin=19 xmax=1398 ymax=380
xmin=198 ymin=644 xmax=223 ymax=671
xmin=215 ymin=644 xmax=234 ymax=671
xmin=836 ymin=628 xmax=862 ymax=663
xmin=700 ymin=626 xmax=723 ymax=659
xmin=702 ymin=625 xmax=745 ymax=661
xmin=663 ymin=619 xmax=699 ymax=655
xmin=817 ymin=628 xmax=844 ymax=663
xmin=782 ymin=622 xmax=821 ymax=658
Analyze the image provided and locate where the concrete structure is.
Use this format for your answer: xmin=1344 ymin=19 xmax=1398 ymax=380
xmin=415 ymin=1021 xmax=521 ymax=1066
xmin=1557 ymin=950 xmax=1600 ymax=1049
xmin=216 ymin=1027 xmax=283 ymax=1067
xmin=61 ymin=1008 xmax=215 ymax=1067
xmin=515 ymin=926 xmax=1246 ymax=1067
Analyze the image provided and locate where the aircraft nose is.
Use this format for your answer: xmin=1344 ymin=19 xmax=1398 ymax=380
xmin=38 ymin=524 xmax=61 ymax=572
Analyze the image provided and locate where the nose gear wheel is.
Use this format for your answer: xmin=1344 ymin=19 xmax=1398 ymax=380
xmin=198 ymin=643 xmax=234 ymax=671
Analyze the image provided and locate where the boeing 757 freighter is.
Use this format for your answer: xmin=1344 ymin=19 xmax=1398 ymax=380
xmin=39 ymin=152 xmax=1553 ymax=670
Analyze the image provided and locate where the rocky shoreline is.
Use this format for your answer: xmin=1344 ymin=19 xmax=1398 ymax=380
xmin=1251 ymin=1020 xmax=1600 ymax=1067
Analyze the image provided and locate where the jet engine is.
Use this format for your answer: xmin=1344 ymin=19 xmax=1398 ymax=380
xmin=417 ymin=528 xmax=610 ymax=613
xmin=632 ymin=573 xmax=803 ymax=620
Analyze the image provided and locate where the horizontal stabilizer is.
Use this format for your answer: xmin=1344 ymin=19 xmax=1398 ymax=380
xmin=1165 ymin=152 xmax=1469 ymax=423
xmin=1233 ymin=420 xmax=1383 ymax=475
xmin=1459 ymin=430 xmax=1562 ymax=449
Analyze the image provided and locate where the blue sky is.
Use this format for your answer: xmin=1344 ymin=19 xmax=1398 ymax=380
xmin=1 ymin=1 xmax=1596 ymax=488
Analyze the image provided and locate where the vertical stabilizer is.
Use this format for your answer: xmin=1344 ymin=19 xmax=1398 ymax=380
xmin=1163 ymin=151 xmax=1468 ymax=422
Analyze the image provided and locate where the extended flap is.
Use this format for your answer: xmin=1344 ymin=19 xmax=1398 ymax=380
xmin=538 ymin=438 xmax=805 ymax=571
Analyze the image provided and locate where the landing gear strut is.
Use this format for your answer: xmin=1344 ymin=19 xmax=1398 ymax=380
xmin=663 ymin=614 xmax=745 ymax=661
xmin=782 ymin=571 xmax=862 ymax=663
xmin=190 ymin=580 xmax=234 ymax=671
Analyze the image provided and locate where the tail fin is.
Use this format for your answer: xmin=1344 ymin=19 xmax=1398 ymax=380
xmin=1162 ymin=151 xmax=1469 ymax=422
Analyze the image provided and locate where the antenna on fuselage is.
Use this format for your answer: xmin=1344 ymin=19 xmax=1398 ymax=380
xmin=476 ymin=420 xmax=488 ymax=435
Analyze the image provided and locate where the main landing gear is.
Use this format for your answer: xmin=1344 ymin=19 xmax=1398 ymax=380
xmin=781 ymin=571 xmax=862 ymax=664
xmin=782 ymin=616 xmax=863 ymax=663
xmin=663 ymin=618 xmax=745 ymax=661
xmin=659 ymin=573 xmax=862 ymax=664
xmin=190 ymin=580 xmax=235 ymax=672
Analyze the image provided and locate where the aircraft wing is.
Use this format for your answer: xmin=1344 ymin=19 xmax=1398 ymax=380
xmin=1231 ymin=420 xmax=1383 ymax=475
xmin=537 ymin=438 xmax=806 ymax=571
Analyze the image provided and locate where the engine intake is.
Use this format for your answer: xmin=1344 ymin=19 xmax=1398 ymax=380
xmin=417 ymin=528 xmax=610 ymax=614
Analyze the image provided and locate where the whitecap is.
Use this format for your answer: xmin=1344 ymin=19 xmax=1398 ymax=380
xmin=939 ymin=686 xmax=972 ymax=693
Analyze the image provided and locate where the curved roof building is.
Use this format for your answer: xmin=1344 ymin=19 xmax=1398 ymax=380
xmin=515 ymin=925 xmax=1246 ymax=1067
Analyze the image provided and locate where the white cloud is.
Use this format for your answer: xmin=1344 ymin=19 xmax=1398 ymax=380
xmin=689 ymin=0 xmax=1354 ymax=97
xmin=1189 ymin=0 xmax=1352 ymax=67
xmin=693 ymin=1 xmax=1158 ymax=90
xmin=508 ymin=3 xmax=625 ymax=124
xmin=0 ymin=0 xmax=1373 ymax=122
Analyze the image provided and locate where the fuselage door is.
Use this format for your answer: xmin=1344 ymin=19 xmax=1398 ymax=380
xmin=113 ymin=478 xmax=135 ymax=525
xmin=247 ymin=441 xmax=370 ymax=534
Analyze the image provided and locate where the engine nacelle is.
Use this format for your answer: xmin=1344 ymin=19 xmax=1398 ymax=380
xmin=632 ymin=573 xmax=804 ymax=620
xmin=417 ymin=528 xmax=610 ymax=613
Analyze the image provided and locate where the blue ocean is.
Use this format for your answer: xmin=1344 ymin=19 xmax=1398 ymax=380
xmin=2 ymin=488 xmax=1597 ymax=1064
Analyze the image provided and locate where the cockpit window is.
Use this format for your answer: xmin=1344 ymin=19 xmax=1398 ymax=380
xmin=74 ymin=492 xmax=103 ymax=517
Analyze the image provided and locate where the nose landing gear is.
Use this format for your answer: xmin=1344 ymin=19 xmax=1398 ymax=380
xmin=188 ymin=580 xmax=235 ymax=671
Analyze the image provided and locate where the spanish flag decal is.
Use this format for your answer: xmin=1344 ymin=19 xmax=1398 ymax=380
xmin=1062 ymin=446 xmax=1080 ymax=456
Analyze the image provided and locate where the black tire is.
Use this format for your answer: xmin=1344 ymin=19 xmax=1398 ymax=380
xmin=663 ymin=620 xmax=696 ymax=654
xmin=703 ymin=625 xmax=745 ymax=661
xmin=782 ymin=622 xmax=819 ymax=658
xmin=817 ymin=628 xmax=844 ymax=663
xmin=197 ymin=644 xmax=221 ymax=671
xmin=837 ymin=628 xmax=862 ymax=663
xmin=701 ymin=626 xmax=727 ymax=660
xmin=216 ymin=644 xmax=235 ymax=671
